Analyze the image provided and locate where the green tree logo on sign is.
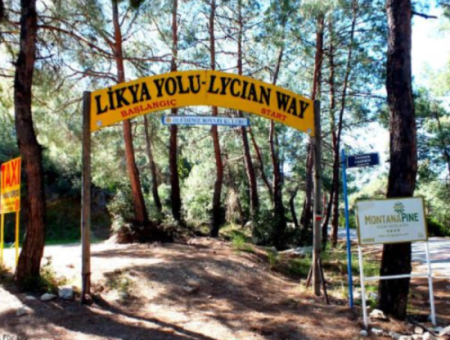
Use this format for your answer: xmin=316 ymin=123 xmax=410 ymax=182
xmin=394 ymin=202 xmax=405 ymax=215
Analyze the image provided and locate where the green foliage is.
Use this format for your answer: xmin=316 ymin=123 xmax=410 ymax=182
xmin=427 ymin=216 xmax=449 ymax=237
xmin=230 ymin=231 xmax=255 ymax=253
xmin=21 ymin=257 xmax=68 ymax=293
xmin=338 ymin=214 xmax=356 ymax=229
xmin=266 ymin=248 xmax=279 ymax=269
xmin=106 ymin=272 xmax=134 ymax=295
xmin=107 ymin=186 xmax=135 ymax=223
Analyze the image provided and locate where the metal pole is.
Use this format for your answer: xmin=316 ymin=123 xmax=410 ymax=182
xmin=312 ymin=100 xmax=322 ymax=296
xmin=424 ymin=241 xmax=436 ymax=326
xmin=341 ymin=149 xmax=354 ymax=308
xmin=81 ymin=91 xmax=92 ymax=303
xmin=358 ymin=245 xmax=368 ymax=329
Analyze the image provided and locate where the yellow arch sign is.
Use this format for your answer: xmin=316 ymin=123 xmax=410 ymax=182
xmin=90 ymin=70 xmax=314 ymax=135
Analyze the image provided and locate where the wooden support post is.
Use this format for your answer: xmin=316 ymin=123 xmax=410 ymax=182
xmin=0 ymin=212 xmax=4 ymax=265
xmin=312 ymin=100 xmax=322 ymax=296
xmin=81 ymin=91 xmax=92 ymax=303
xmin=15 ymin=211 xmax=20 ymax=266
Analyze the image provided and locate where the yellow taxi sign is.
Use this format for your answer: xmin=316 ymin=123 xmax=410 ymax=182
xmin=90 ymin=70 xmax=314 ymax=135
xmin=0 ymin=157 xmax=21 ymax=214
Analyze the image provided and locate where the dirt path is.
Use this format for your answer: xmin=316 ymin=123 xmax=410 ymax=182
xmin=1 ymin=238 xmax=361 ymax=340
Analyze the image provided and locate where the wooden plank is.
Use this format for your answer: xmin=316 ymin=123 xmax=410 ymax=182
xmin=81 ymin=91 xmax=92 ymax=303
xmin=312 ymin=100 xmax=323 ymax=296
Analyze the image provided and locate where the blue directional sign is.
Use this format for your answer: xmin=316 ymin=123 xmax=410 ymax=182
xmin=347 ymin=152 xmax=380 ymax=168
xmin=162 ymin=115 xmax=249 ymax=127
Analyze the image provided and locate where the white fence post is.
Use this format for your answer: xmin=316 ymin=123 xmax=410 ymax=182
xmin=424 ymin=241 xmax=436 ymax=326
xmin=358 ymin=245 xmax=369 ymax=329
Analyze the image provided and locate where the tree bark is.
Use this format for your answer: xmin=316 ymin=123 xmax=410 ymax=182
xmin=237 ymin=0 xmax=259 ymax=217
xmin=270 ymin=46 xmax=286 ymax=249
xmin=209 ymin=0 xmax=224 ymax=237
xmin=249 ymin=126 xmax=273 ymax=202
xmin=301 ymin=14 xmax=324 ymax=233
xmin=112 ymin=0 xmax=149 ymax=226
xmin=378 ymin=0 xmax=417 ymax=320
xmin=143 ymin=116 xmax=162 ymax=215
xmin=289 ymin=190 xmax=300 ymax=230
xmin=14 ymin=0 xmax=47 ymax=285
xmin=169 ymin=0 xmax=182 ymax=222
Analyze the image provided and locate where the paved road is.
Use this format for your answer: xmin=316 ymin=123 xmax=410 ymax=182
xmin=337 ymin=228 xmax=450 ymax=278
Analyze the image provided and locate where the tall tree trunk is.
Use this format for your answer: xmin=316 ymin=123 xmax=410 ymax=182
xmin=169 ymin=0 xmax=182 ymax=222
xmin=14 ymin=0 xmax=47 ymax=285
xmin=249 ymin=126 xmax=273 ymax=202
xmin=112 ymin=0 xmax=149 ymax=226
xmin=377 ymin=0 xmax=416 ymax=319
xmin=289 ymin=189 xmax=300 ymax=230
xmin=301 ymin=15 xmax=324 ymax=233
xmin=209 ymin=0 xmax=224 ymax=237
xmin=237 ymin=0 xmax=258 ymax=217
xmin=143 ymin=116 xmax=162 ymax=215
xmin=270 ymin=46 xmax=286 ymax=249
xmin=321 ymin=17 xmax=337 ymax=246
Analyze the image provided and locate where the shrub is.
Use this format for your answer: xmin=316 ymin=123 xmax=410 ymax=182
xmin=427 ymin=217 xmax=449 ymax=237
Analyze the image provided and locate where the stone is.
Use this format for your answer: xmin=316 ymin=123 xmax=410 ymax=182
xmin=16 ymin=307 xmax=29 ymax=316
xmin=439 ymin=326 xmax=450 ymax=336
xmin=412 ymin=335 xmax=423 ymax=340
xmin=118 ymin=291 xmax=129 ymax=299
xmin=415 ymin=327 xmax=424 ymax=335
xmin=389 ymin=331 xmax=401 ymax=340
xmin=371 ymin=327 xmax=384 ymax=336
xmin=40 ymin=293 xmax=56 ymax=301
xmin=182 ymin=286 xmax=198 ymax=294
xmin=422 ymin=332 xmax=436 ymax=340
xmin=369 ymin=309 xmax=388 ymax=320
xmin=58 ymin=286 xmax=74 ymax=300
xmin=25 ymin=295 xmax=36 ymax=301
xmin=360 ymin=330 xmax=369 ymax=337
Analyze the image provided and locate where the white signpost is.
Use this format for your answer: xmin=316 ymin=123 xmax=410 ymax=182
xmin=355 ymin=197 xmax=436 ymax=328
xmin=162 ymin=115 xmax=249 ymax=127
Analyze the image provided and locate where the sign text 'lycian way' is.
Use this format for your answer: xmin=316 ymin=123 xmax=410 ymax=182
xmin=90 ymin=70 xmax=314 ymax=135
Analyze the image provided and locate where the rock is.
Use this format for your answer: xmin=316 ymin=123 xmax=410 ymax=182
xmin=118 ymin=291 xmax=129 ymax=299
xmin=40 ymin=293 xmax=56 ymax=301
xmin=371 ymin=327 xmax=384 ymax=336
xmin=244 ymin=221 xmax=253 ymax=228
xmin=399 ymin=336 xmax=413 ymax=340
xmin=412 ymin=335 xmax=423 ymax=340
xmin=58 ymin=286 xmax=74 ymax=300
xmin=415 ymin=327 xmax=425 ymax=335
xmin=422 ymin=332 xmax=436 ymax=340
xmin=16 ymin=307 xmax=29 ymax=316
xmin=360 ymin=330 xmax=369 ymax=337
xmin=182 ymin=286 xmax=198 ymax=294
xmin=389 ymin=331 xmax=401 ymax=340
xmin=25 ymin=295 xmax=36 ymax=301
xmin=369 ymin=309 xmax=388 ymax=320
xmin=439 ymin=326 xmax=450 ymax=336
